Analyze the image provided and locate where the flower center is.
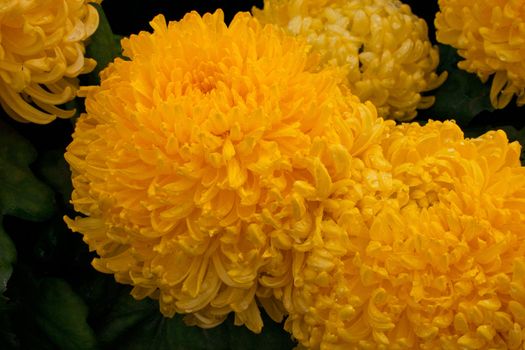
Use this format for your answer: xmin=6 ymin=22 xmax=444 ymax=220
xmin=189 ymin=61 xmax=221 ymax=94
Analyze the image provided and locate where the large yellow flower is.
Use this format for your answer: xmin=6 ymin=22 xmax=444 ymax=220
xmin=64 ymin=10 xmax=391 ymax=333
xmin=253 ymin=0 xmax=447 ymax=121
xmin=0 ymin=0 xmax=100 ymax=124
xmin=279 ymin=121 xmax=525 ymax=349
xmin=435 ymin=0 xmax=525 ymax=109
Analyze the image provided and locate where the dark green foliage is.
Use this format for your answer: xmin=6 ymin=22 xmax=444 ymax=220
xmin=423 ymin=44 xmax=494 ymax=125
xmin=83 ymin=3 xmax=123 ymax=86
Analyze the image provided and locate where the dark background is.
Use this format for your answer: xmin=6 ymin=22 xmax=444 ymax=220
xmin=102 ymin=0 xmax=265 ymax=35
xmin=101 ymin=0 xmax=437 ymax=38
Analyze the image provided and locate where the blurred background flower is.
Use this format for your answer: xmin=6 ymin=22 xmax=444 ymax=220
xmin=435 ymin=0 xmax=525 ymax=109
xmin=0 ymin=0 xmax=100 ymax=124
xmin=253 ymin=0 xmax=447 ymax=121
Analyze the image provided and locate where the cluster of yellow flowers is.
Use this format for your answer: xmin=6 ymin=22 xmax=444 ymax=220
xmin=435 ymin=0 xmax=525 ymax=109
xmin=253 ymin=0 xmax=447 ymax=121
xmin=65 ymin=9 xmax=525 ymax=349
xmin=0 ymin=0 xmax=100 ymax=124
xmin=1 ymin=0 xmax=524 ymax=349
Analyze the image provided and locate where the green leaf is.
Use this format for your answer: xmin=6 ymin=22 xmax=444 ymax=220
xmin=424 ymin=44 xmax=494 ymax=125
xmin=0 ymin=224 xmax=16 ymax=294
xmin=0 ymin=121 xmax=56 ymax=221
xmin=6 ymin=271 xmax=97 ymax=350
xmin=35 ymin=150 xmax=73 ymax=208
xmin=97 ymin=293 xmax=229 ymax=350
xmin=95 ymin=289 xmax=295 ymax=350
xmin=0 ymin=286 xmax=19 ymax=349
xmin=33 ymin=278 xmax=98 ymax=350
xmin=226 ymin=314 xmax=296 ymax=350
xmin=0 ymin=120 xmax=56 ymax=295
xmin=84 ymin=3 xmax=123 ymax=85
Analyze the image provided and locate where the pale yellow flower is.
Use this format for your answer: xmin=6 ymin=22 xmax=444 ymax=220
xmin=278 ymin=121 xmax=525 ymax=349
xmin=253 ymin=0 xmax=447 ymax=121
xmin=0 ymin=0 xmax=100 ymax=124
xmin=435 ymin=0 xmax=525 ymax=109
xmin=64 ymin=10 xmax=390 ymax=333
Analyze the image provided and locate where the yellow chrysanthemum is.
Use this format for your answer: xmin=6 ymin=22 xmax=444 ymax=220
xmin=0 ymin=0 xmax=100 ymax=124
xmin=279 ymin=121 xmax=525 ymax=349
xmin=435 ymin=0 xmax=525 ymax=109
xmin=253 ymin=0 xmax=447 ymax=121
xmin=64 ymin=10 xmax=392 ymax=333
